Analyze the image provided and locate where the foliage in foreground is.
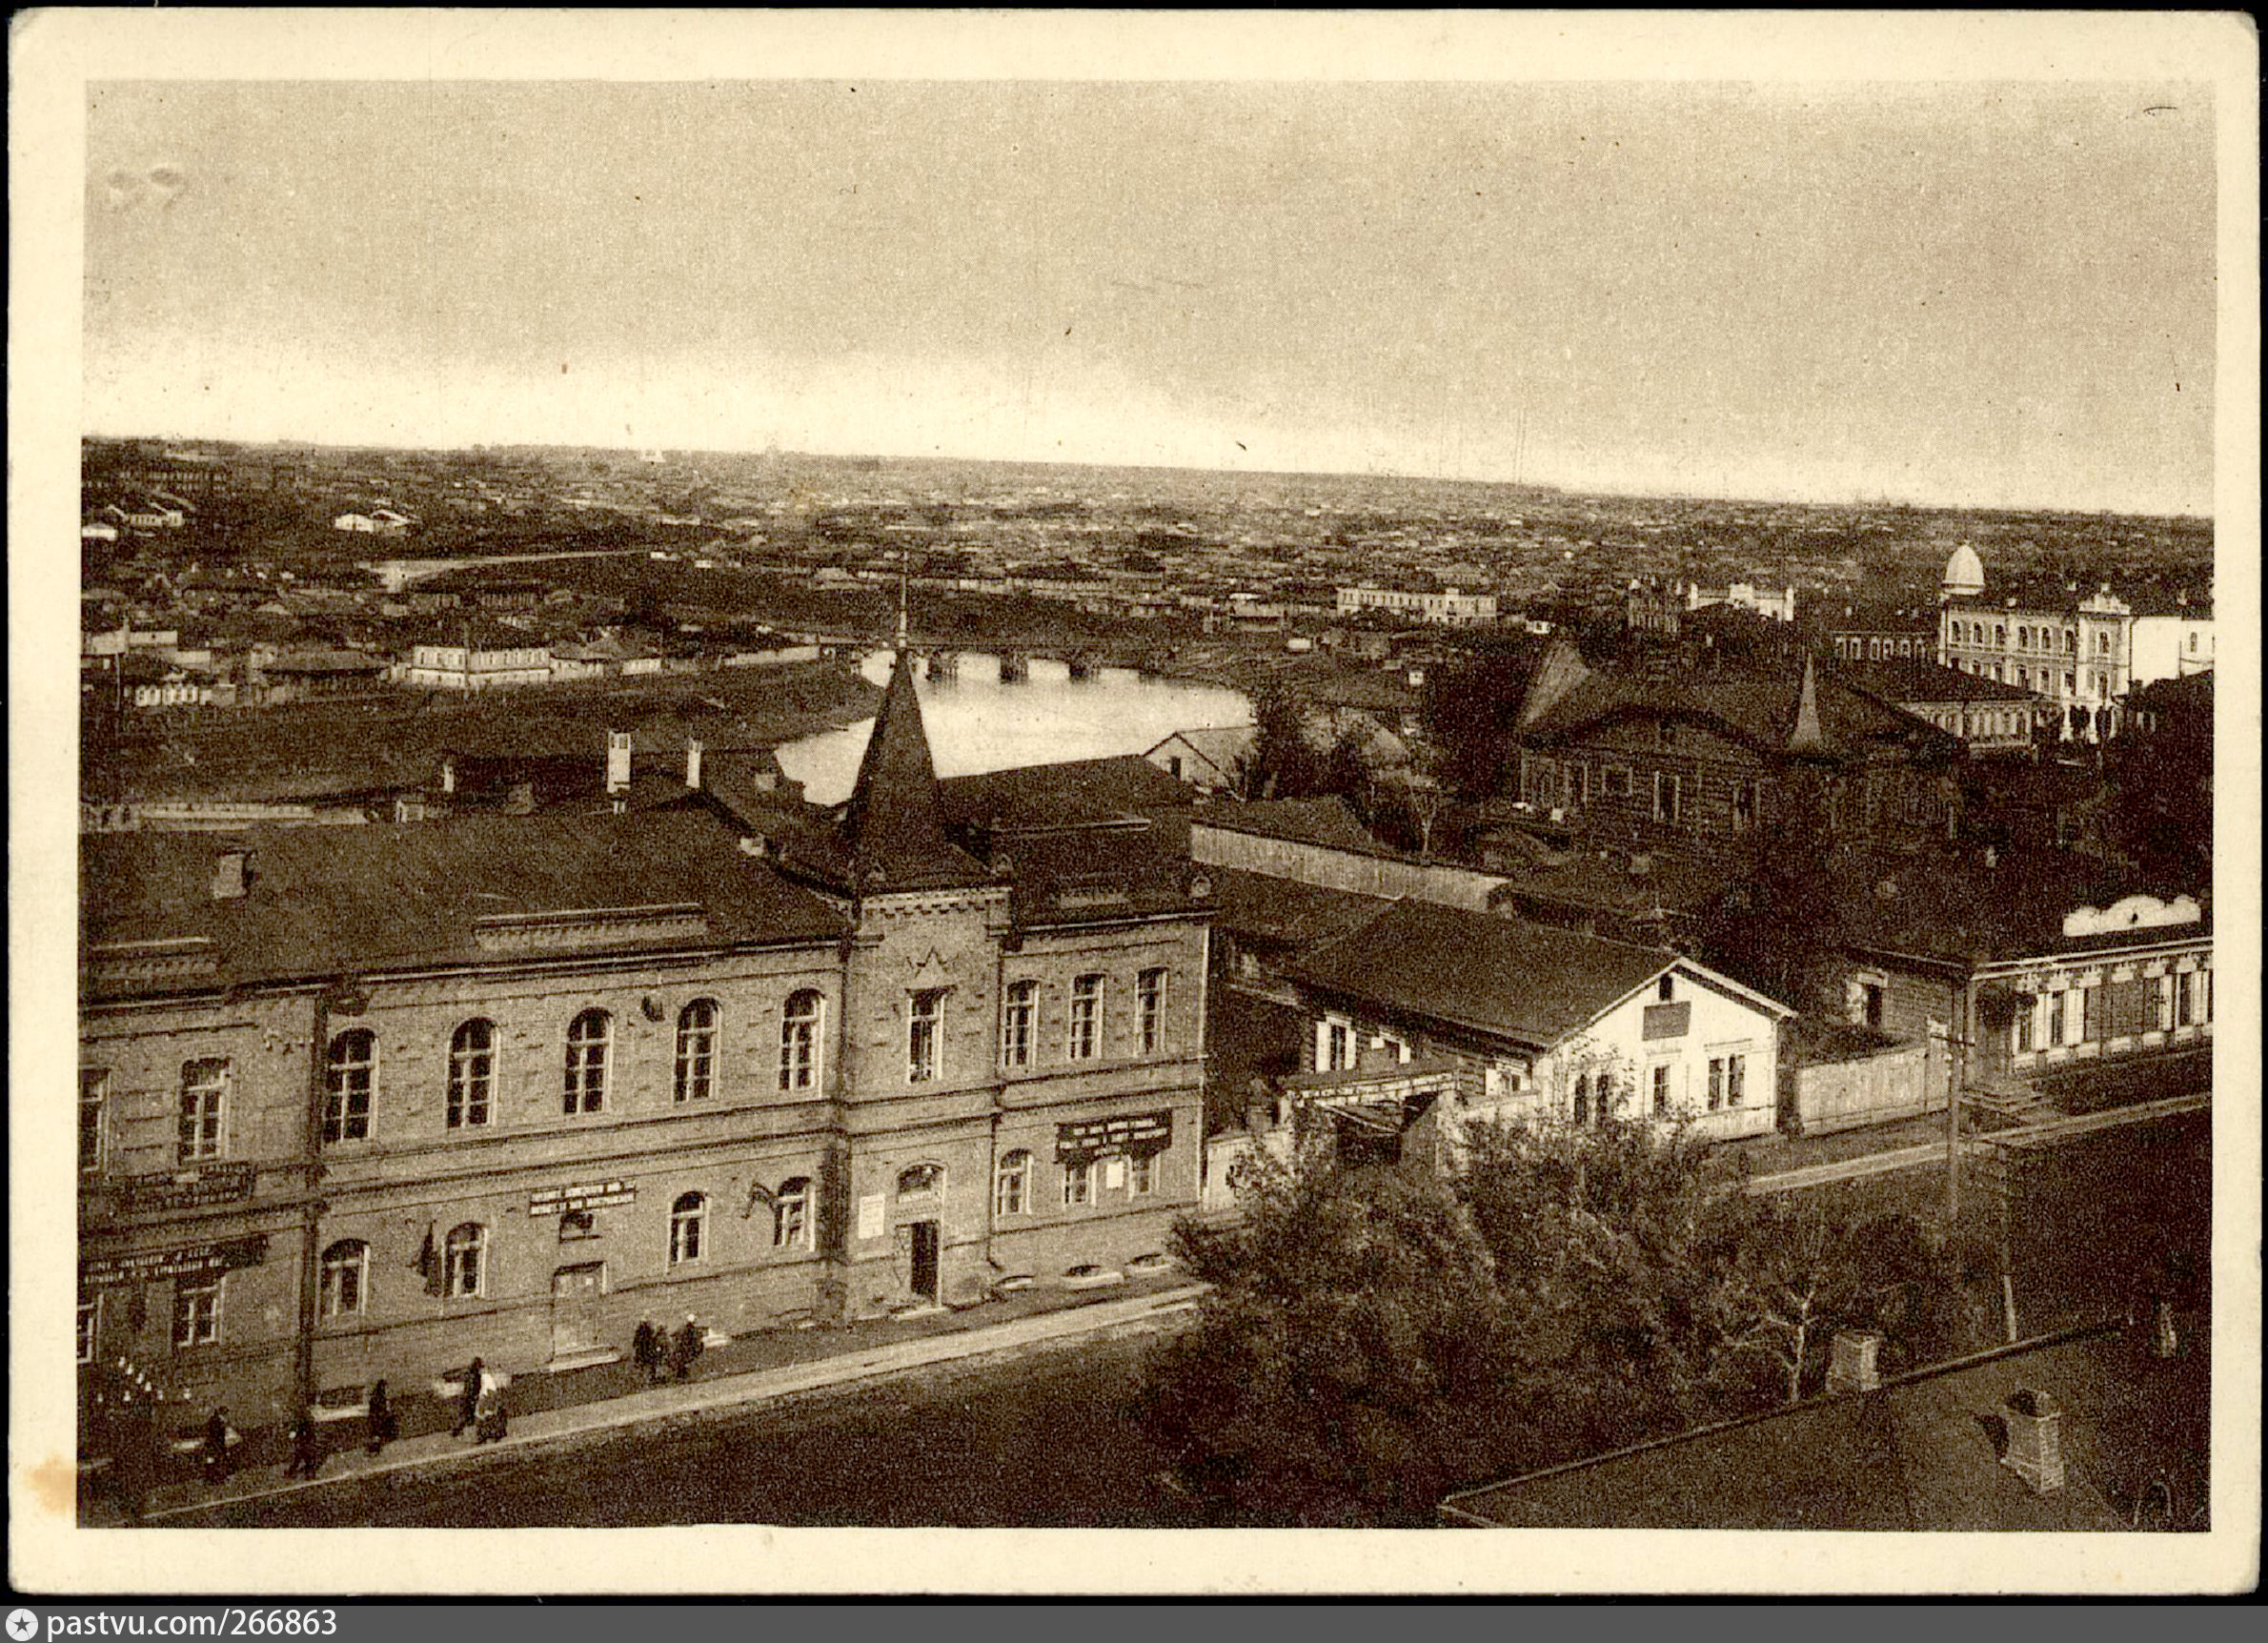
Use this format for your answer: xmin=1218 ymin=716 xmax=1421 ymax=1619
xmin=1138 ymin=1119 xmax=1997 ymax=1526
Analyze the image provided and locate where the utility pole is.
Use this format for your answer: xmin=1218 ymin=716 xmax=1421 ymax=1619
xmin=1939 ymin=1021 xmax=1974 ymax=1222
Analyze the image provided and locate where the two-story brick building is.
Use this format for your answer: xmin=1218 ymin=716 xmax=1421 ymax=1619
xmin=77 ymin=655 xmax=1210 ymax=1449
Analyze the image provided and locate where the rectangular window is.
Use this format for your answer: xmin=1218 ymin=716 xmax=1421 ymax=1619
xmin=1323 ymin=1020 xmax=1352 ymax=1072
xmin=1727 ymin=1055 xmax=1747 ymax=1106
xmin=2176 ymin=972 xmax=2196 ymax=1027
xmin=1129 ymin=1151 xmax=1156 ymax=1195
xmin=78 ymin=1296 xmax=99 ymax=1365
xmin=1138 ymin=968 xmax=1167 ymax=1055
xmin=79 ymin=1068 xmax=109 ymax=1175
xmin=1002 ymin=980 xmax=1037 ymax=1069
xmin=908 ymin=988 xmax=946 ymax=1083
xmin=1069 ymin=975 xmax=1104 ymax=1062
xmin=1063 ymin=1157 xmax=1095 ymax=1207
xmin=2047 ymin=991 xmax=2065 ymax=1046
xmin=1651 ymin=1065 xmax=1671 ymax=1115
xmin=2144 ymin=978 xmax=2167 ymax=1033
xmin=324 ymin=1032 xmax=375 ymax=1144
xmin=1606 ymin=766 xmax=1632 ymax=799
xmin=1732 ymin=781 xmax=1757 ymax=830
xmin=178 ymin=1059 xmax=227 ymax=1164
xmin=1707 ymin=1058 xmax=1724 ymax=1111
xmin=2015 ymin=998 xmax=2035 ymax=1053
xmin=173 ymin=1276 xmax=222 ymax=1349
xmin=1652 ymin=772 xmax=1682 ymax=824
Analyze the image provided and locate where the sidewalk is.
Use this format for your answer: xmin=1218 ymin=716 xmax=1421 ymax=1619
xmin=102 ymin=1279 xmax=1205 ymax=1526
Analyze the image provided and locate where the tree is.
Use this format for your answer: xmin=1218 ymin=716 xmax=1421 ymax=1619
xmin=1696 ymin=770 xmax=1844 ymax=1010
xmin=1139 ymin=1157 xmax=1513 ymax=1525
xmin=1420 ymin=645 xmax=1539 ymax=795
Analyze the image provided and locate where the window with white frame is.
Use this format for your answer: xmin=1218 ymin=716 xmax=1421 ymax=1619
xmin=1652 ymin=772 xmax=1683 ymax=824
xmin=2177 ymin=971 xmax=2197 ymax=1026
xmin=173 ymin=1275 xmax=222 ymax=1349
xmin=79 ymin=1068 xmax=108 ymax=1175
xmin=78 ymin=1295 xmax=98 ymax=1365
xmin=669 ymin=1191 xmax=707 ymax=1266
xmin=1002 ymin=980 xmax=1037 ymax=1069
xmin=443 ymin=1223 xmax=487 ymax=1298
xmin=563 ymin=1009 xmax=611 ymax=1113
xmin=773 ymin=1178 xmax=812 ymax=1249
xmin=325 ymin=1029 xmax=375 ymax=1144
xmin=1320 ymin=1018 xmax=1353 ymax=1072
xmin=1707 ymin=1058 xmax=1725 ymax=1111
xmin=1069 ymin=975 xmax=1104 ymax=1061
xmin=675 ymin=1000 xmax=719 ymax=1103
xmin=1129 ymin=1151 xmax=1157 ymax=1195
xmin=908 ymin=988 xmax=946 ymax=1083
xmin=995 ymin=1149 xmax=1031 ymax=1217
xmin=178 ymin=1058 xmax=227 ymax=1164
xmin=1651 ymin=1065 xmax=1671 ymax=1115
xmin=320 ymin=1240 xmax=369 ymax=1319
xmin=1063 ymin=1157 xmax=1095 ymax=1207
xmin=1138 ymin=968 xmax=1168 ymax=1055
xmin=2046 ymin=991 xmax=2066 ymax=1046
xmin=780 ymin=989 xmax=823 ymax=1091
xmin=1606 ymin=765 xmax=1632 ymax=799
xmin=1726 ymin=1054 xmax=1747 ymax=1105
xmin=2015 ymin=997 xmax=2036 ymax=1053
xmin=448 ymin=1019 xmax=495 ymax=1128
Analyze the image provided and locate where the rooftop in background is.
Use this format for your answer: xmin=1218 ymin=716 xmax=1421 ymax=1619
xmin=937 ymin=754 xmax=1195 ymax=836
xmin=1203 ymin=863 xmax=1394 ymax=953
xmin=1286 ymin=898 xmax=1700 ymax=1050
xmin=1833 ymin=656 xmax=2044 ymax=704
xmin=81 ymin=810 xmax=846 ymax=1000
xmin=1193 ymin=796 xmax=1384 ymax=853
xmin=1442 ymin=1317 xmax=2204 ymax=1532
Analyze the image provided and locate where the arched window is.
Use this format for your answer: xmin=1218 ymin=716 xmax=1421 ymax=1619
xmin=772 ymin=1178 xmax=812 ymax=1249
xmin=448 ymin=1019 xmax=494 ymax=1129
xmin=669 ymin=1191 xmax=707 ymax=1266
xmin=319 ymin=1240 xmax=368 ymax=1318
xmin=563 ymin=1009 xmax=610 ymax=1114
xmin=675 ymin=1000 xmax=719 ymax=1104
xmin=1994 ymin=624 xmax=2006 ymax=646
xmin=779 ymin=989 xmax=822 ymax=1092
xmin=1573 ymin=1074 xmax=1590 ymax=1126
xmin=995 ymin=1149 xmax=1031 ymax=1218
xmin=897 ymin=1163 xmax=943 ymax=1201
xmin=443 ymin=1224 xmax=486 ymax=1298
xmin=2017 ymin=626 xmax=2031 ymax=651
xmin=324 ymin=1029 xmax=375 ymax=1144
xmin=2064 ymin=629 xmax=2076 ymax=655
xmin=1069 ymin=974 xmax=1104 ymax=1061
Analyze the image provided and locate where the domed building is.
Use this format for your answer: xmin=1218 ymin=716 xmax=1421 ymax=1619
xmin=1941 ymin=541 xmax=1986 ymax=598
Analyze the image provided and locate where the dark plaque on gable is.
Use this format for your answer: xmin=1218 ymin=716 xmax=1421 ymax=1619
xmin=1642 ymin=1002 xmax=1691 ymax=1040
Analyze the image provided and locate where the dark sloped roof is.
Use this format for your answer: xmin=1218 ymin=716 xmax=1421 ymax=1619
xmin=937 ymin=755 xmax=1195 ymax=832
xmin=1826 ymin=843 xmax=2199 ymax=965
xmin=1204 ymin=865 xmax=1395 ymax=951
xmin=1443 ymin=1323 xmax=2181 ymax=1531
xmin=2124 ymin=669 xmax=2212 ymax=716
xmin=1834 ymin=658 xmax=2041 ymax=704
xmin=1286 ymin=900 xmax=1678 ymax=1049
xmin=1198 ymin=796 xmax=1382 ymax=851
xmin=1523 ymin=662 xmax=1954 ymax=762
xmin=994 ymin=828 xmax=1212 ymax=929
xmin=81 ymin=810 xmax=845 ymax=998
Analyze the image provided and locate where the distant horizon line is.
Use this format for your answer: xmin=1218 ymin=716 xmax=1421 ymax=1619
xmin=79 ymin=428 xmax=2216 ymax=525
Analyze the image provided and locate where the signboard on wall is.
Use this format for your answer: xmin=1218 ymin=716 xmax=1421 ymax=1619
xmin=529 ymin=1180 xmax=637 ymax=1215
xmin=81 ymin=1233 xmax=270 ymax=1287
xmin=1055 ymin=1109 xmax=1173 ymax=1162
xmin=857 ymin=1194 xmax=886 ymax=1241
xmin=117 ymin=1162 xmax=257 ymax=1213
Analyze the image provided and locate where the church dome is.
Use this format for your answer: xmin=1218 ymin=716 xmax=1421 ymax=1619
xmin=1941 ymin=541 xmax=1985 ymax=598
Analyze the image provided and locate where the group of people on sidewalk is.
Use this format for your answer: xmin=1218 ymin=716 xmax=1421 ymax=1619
xmin=632 ymin=1313 xmax=707 ymax=1385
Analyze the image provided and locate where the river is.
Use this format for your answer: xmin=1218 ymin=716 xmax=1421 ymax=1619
xmin=775 ymin=650 xmax=1251 ymax=805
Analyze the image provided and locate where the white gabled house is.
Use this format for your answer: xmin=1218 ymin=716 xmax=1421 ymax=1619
xmin=1271 ymin=899 xmax=1794 ymax=1166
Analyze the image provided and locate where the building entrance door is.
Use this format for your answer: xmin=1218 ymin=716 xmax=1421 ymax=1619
xmin=907 ymin=1221 xmax=940 ymax=1304
xmin=550 ymin=1263 xmax=605 ymax=1363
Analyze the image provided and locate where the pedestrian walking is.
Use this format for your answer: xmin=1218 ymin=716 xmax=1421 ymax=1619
xmin=364 ymin=1379 xmax=398 ymax=1455
xmin=200 ymin=1405 xmax=239 ymax=1485
xmin=452 ymin=1356 xmax=484 ymax=1438
xmin=282 ymin=1410 xmax=326 ymax=1478
xmin=671 ymin=1313 xmax=704 ymax=1382
xmin=632 ymin=1319 xmax=660 ymax=1383
xmin=473 ymin=1367 xmax=509 ymax=1444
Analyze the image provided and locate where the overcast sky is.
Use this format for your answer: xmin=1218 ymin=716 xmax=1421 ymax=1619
xmin=84 ymin=77 xmax=2216 ymax=514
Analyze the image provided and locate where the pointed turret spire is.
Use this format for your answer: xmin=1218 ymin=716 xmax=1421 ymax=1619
xmin=822 ymin=652 xmax=989 ymax=891
xmin=1788 ymin=653 xmax=1829 ymax=755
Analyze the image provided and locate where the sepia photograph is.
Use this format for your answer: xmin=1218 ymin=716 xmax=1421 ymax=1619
xmin=10 ymin=8 xmax=2258 ymax=1599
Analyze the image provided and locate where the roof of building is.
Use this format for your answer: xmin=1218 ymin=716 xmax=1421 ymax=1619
xmin=1193 ymin=796 xmax=1383 ymax=852
xmin=1488 ymin=848 xmax=1741 ymax=923
xmin=1941 ymin=540 xmax=1986 ymax=596
xmin=780 ymin=651 xmax=994 ymax=894
xmin=1833 ymin=657 xmax=2042 ymax=704
xmin=936 ymin=754 xmax=1196 ymax=833
xmin=993 ymin=826 xmax=1213 ymax=930
xmin=1519 ymin=647 xmax=1954 ymax=763
xmin=2123 ymin=668 xmax=2213 ymax=717
xmin=1443 ymin=1320 xmax=2192 ymax=1531
xmin=80 ymin=810 xmax=846 ymax=1000
xmin=263 ymin=648 xmax=387 ymax=675
xmin=1144 ymin=724 xmax=1257 ymax=781
xmin=1204 ymin=864 xmax=1396 ymax=952
xmin=1286 ymin=900 xmax=1747 ymax=1050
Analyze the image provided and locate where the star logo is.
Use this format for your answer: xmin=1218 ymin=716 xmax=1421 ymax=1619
xmin=7 ymin=1609 xmax=39 ymax=1641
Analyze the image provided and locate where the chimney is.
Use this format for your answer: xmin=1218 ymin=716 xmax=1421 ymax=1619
xmin=1999 ymin=1389 xmax=2064 ymax=1493
xmin=684 ymin=737 xmax=704 ymax=791
xmin=1826 ymin=1329 xmax=1882 ymax=1395
xmin=212 ymin=848 xmax=251 ymax=901
xmin=505 ymin=780 xmax=536 ymax=816
xmin=605 ymin=729 xmax=633 ymax=795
